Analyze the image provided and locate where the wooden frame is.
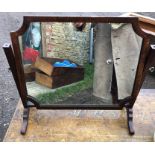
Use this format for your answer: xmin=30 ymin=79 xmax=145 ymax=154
xmin=123 ymin=12 xmax=155 ymax=36
xmin=3 ymin=16 xmax=155 ymax=135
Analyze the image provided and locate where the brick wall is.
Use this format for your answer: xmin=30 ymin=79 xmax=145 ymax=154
xmin=41 ymin=22 xmax=90 ymax=65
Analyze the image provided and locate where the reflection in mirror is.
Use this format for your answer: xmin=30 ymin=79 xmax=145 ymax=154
xmin=18 ymin=22 xmax=142 ymax=106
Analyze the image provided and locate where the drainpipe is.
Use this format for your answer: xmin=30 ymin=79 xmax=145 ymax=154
xmin=89 ymin=24 xmax=94 ymax=64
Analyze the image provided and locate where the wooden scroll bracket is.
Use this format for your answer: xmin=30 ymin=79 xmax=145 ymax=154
xmin=124 ymin=44 xmax=155 ymax=135
xmin=20 ymin=108 xmax=30 ymax=135
xmin=125 ymin=103 xmax=135 ymax=135
xmin=3 ymin=43 xmax=30 ymax=135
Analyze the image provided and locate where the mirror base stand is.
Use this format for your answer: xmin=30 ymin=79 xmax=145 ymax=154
xmin=19 ymin=105 xmax=135 ymax=135
xmin=125 ymin=104 xmax=135 ymax=135
xmin=20 ymin=107 xmax=30 ymax=135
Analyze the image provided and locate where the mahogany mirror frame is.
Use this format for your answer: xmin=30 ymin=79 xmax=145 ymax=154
xmin=3 ymin=16 xmax=155 ymax=135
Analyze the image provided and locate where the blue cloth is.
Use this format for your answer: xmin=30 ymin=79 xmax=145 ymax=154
xmin=53 ymin=60 xmax=77 ymax=68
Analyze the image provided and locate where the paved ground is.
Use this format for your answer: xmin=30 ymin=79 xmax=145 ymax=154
xmin=0 ymin=12 xmax=155 ymax=141
xmin=4 ymin=89 xmax=155 ymax=142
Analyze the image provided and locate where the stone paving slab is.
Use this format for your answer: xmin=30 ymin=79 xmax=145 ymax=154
xmin=3 ymin=89 xmax=155 ymax=142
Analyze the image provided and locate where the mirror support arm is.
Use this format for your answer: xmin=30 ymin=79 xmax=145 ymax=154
xmin=125 ymin=103 xmax=135 ymax=135
xmin=3 ymin=43 xmax=21 ymax=95
xmin=3 ymin=43 xmax=27 ymax=106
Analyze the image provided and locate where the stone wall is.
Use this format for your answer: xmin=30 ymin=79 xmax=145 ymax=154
xmin=41 ymin=22 xmax=90 ymax=65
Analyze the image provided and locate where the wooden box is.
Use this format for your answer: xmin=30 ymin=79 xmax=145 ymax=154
xmin=34 ymin=57 xmax=84 ymax=88
xmin=24 ymin=64 xmax=35 ymax=82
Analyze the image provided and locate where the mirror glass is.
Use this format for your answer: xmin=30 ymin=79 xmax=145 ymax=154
xmin=18 ymin=22 xmax=142 ymax=106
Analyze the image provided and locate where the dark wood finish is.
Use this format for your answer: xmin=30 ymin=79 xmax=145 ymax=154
xmin=126 ymin=107 xmax=134 ymax=135
xmin=3 ymin=44 xmax=20 ymax=91
xmin=3 ymin=43 xmax=28 ymax=107
xmin=3 ymin=16 xmax=155 ymax=135
xmin=35 ymin=69 xmax=84 ymax=89
xmin=20 ymin=108 xmax=30 ymax=135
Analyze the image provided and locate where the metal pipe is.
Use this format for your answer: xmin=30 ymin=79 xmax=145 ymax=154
xmin=89 ymin=24 xmax=94 ymax=63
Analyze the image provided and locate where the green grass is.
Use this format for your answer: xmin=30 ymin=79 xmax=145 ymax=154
xmin=36 ymin=63 xmax=94 ymax=104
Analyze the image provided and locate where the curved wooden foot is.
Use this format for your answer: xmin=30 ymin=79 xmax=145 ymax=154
xmin=126 ymin=107 xmax=135 ymax=135
xmin=20 ymin=108 xmax=30 ymax=135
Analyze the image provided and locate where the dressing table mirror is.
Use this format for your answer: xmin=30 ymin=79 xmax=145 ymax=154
xmin=3 ymin=16 xmax=155 ymax=135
